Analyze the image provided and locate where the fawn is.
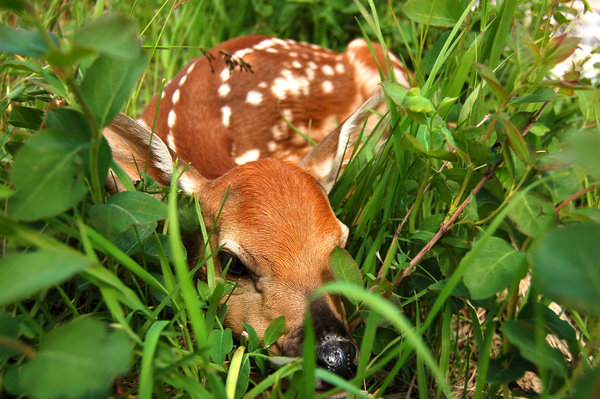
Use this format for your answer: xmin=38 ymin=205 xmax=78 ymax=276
xmin=104 ymin=35 xmax=407 ymax=380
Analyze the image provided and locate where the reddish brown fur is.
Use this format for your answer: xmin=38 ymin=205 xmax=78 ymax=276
xmin=195 ymin=160 xmax=347 ymax=353
xmin=104 ymin=36 xmax=400 ymax=369
xmin=140 ymin=35 xmax=406 ymax=178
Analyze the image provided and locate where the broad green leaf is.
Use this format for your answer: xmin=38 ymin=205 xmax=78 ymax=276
xmin=502 ymin=118 xmax=531 ymax=164
xmin=81 ymin=49 xmax=147 ymax=128
xmin=21 ymin=318 xmax=133 ymax=399
xmin=0 ymin=185 xmax=14 ymax=199
xmin=263 ymin=316 xmax=285 ymax=348
xmin=242 ymin=323 xmax=260 ymax=353
xmin=576 ymin=89 xmax=600 ymax=122
xmin=544 ymin=34 xmax=581 ymax=66
xmin=381 ymin=80 xmax=407 ymax=106
xmin=8 ymin=128 xmax=90 ymax=220
xmin=463 ymin=237 xmax=526 ymax=299
xmin=89 ymin=191 xmax=167 ymax=239
xmin=569 ymin=367 xmax=600 ymax=399
xmin=398 ymin=133 xmax=428 ymax=155
xmin=0 ymin=25 xmax=58 ymax=58
xmin=74 ymin=14 xmax=140 ymax=60
xmin=403 ymin=0 xmax=464 ymax=27
xmin=509 ymin=87 xmax=556 ymax=104
xmin=508 ymin=191 xmax=556 ymax=238
xmin=207 ymin=328 xmax=233 ymax=364
xmin=403 ymin=87 xmax=435 ymax=113
xmin=453 ymin=127 xmax=489 ymax=163
xmin=329 ymin=247 xmax=362 ymax=286
xmin=486 ymin=354 xmax=530 ymax=384
xmin=519 ymin=303 xmax=579 ymax=358
xmin=45 ymin=107 xmax=111 ymax=180
xmin=472 ymin=62 xmax=508 ymax=102
xmin=530 ymin=222 xmax=600 ymax=316
xmin=0 ymin=248 xmax=93 ymax=306
xmin=7 ymin=106 xmax=43 ymax=129
xmin=501 ymin=320 xmax=568 ymax=377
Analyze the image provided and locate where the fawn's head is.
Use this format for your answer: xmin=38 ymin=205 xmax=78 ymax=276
xmin=105 ymin=89 xmax=386 ymax=379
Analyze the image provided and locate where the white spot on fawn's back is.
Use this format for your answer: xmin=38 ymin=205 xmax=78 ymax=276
xmin=234 ymin=48 xmax=253 ymax=58
xmin=220 ymin=68 xmax=231 ymax=82
xmin=246 ymin=90 xmax=263 ymax=105
xmin=254 ymin=39 xmax=275 ymax=50
xmin=172 ymin=89 xmax=181 ymax=104
xmin=221 ymin=106 xmax=232 ymax=127
xmin=186 ymin=61 xmax=197 ymax=75
xmin=219 ymin=83 xmax=231 ymax=97
xmin=234 ymin=149 xmax=260 ymax=164
xmin=322 ymin=80 xmax=333 ymax=93
xmin=322 ymin=65 xmax=334 ymax=75
xmin=168 ymin=110 xmax=176 ymax=128
xmin=335 ymin=63 xmax=345 ymax=73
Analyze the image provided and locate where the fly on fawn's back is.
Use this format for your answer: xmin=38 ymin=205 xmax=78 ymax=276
xmin=103 ymin=35 xmax=408 ymax=381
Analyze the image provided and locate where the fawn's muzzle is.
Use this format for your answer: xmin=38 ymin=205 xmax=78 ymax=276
xmin=309 ymin=296 xmax=358 ymax=380
xmin=316 ymin=336 xmax=358 ymax=380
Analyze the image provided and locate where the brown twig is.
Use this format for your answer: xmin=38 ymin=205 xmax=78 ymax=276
xmin=392 ymin=162 xmax=500 ymax=289
xmin=554 ymin=184 xmax=598 ymax=212
xmin=391 ymin=98 xmax=554 ymax=288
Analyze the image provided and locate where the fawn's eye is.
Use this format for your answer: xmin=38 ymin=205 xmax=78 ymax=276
xmin=219 ymin=251 xmax=249 ymax=278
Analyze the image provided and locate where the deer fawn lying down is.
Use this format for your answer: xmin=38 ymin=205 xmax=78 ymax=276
xmin=104 ymin=35 xmax=407 ymax=380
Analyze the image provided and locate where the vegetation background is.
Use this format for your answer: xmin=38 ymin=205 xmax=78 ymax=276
xmin=1 ymin=0 xmax=599 ymax=398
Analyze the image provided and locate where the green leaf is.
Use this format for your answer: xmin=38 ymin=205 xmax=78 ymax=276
xmin=263 ymin=316 xmax=285 ymax=348
xmin=89 ymin=191 xmax=167 ymax=239
xmin=509 ymin=87 xmax=556 ymax=104
xmin=381 ymin=80 xmax=408 ymax=106
xmin=0 ymin=312 xmax=20 ymax=357
xmin=403 ymin=0 xmax=464 ymax=27
xmin=403 ymin=87 xmax=435 ymax=113
xmin=7 ymin=106 xmax=44 ymax=129
xmin=544 ymin=34 xmax=581 ymax=66
xmin=453 ymin=127 xmax=489 ymax=163
xmin=207 ymin=328 xmax=233 ymax=364
xmin=329 ymin=247 xmax=362 ymax=286
xmin=519 ymin=303 xmax=579 ymax=358
xmin=242 ymin=323 xmax=260 ymax=352
xmin=8 ymin=128 xmax=90 ymax=220
xmin=508 ymin=192 xmax=556 ymax=238
xmin=21 ymin=318 xmax=133 ymax=399
xmin=502 ymin=118 xmax=531 ymax=164
xmin=501 ymin=320 xmax=568 ymax=377
xmin=0 ymin=25 xmax=58 ymax=58
xmin=530 ymin=222 xmax=600 ymax=316
xmin=463 ymin=237 xmax=526 ymax=299
xmin=472 ymin=62 xmax=508 ymax=102
xmin=0 ymin=184 xmax=14 ymax=199
xmin=81 ymin=49 xmax=147 ymax=128
xmin=74 ymin=14 xmax=141 ymax=60
xmin=486 ymin=354 xmax=530 ymax=384
xmin=0 ymin=248 xmax=94 ymax=306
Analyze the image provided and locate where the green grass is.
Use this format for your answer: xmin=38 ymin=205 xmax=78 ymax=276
xmin=1 ymin=0 xmax=600 ymax=398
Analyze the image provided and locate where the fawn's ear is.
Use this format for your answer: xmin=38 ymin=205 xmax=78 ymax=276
xmin=103 ymin=112 xmax=208 ymax=193
xmin=298 ymin=88 xmax=386 ymax=193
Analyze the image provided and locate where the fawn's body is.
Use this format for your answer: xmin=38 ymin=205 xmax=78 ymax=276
xmin=105 ymin=35 xmax=406 ymax=379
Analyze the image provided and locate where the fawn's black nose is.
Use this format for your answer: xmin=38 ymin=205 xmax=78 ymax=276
xmin=316 ymin=337 xmax=358 ymax=380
